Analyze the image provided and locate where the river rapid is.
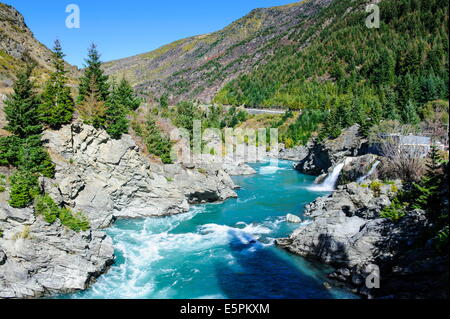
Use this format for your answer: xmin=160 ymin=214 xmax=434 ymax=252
xmin=61 ymin=160 xmax=356 ymax=299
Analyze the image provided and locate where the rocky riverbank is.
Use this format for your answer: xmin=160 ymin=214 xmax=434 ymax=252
xmin=0 ymin=122 xmax=252 ymax=298
xmin=277 ymin=126 xmax=449 ymax=299
xmin=277 ymin=180 xmax=448 ymax=298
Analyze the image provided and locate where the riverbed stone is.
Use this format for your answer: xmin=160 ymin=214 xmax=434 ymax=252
xmin=286 ymin=214 xmax=302 ymax=223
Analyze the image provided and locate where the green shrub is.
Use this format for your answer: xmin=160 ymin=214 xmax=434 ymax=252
xmin=143 ymin=114 xmax=173 ymax=164
xmin=380 ymin=198 xmax=406 ymax=222
xmin=390 ymin=184 xmax=399 ymax=193
xmin=17 ymin=135 xmax=55 ymax=178
xmin=58 ymin=208 xmax=90 ymax=232
xmin=8 ymin=170 xmax=40 ymax=208
xmin=370 ymin=181 xmax=383 ymax=197
xmin=0 ymin=135 xmax=55 ymax=178
xmin=0 ymin=136 xmax=21 ymax=167
xmin=34 ymin=194 xmax=90 ymax=232
xmin=34 ymin=194 xmax=60 ymax=223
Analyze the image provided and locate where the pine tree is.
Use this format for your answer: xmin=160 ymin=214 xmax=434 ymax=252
xmin=144 ymin=113 xmax=173 ymax=164
xmin=77 ymin=77 xmax=107 ymax=128
xmin=4 ymin=65 xmax=42 ymax=138
xmin=159 ymin=93 xmax=169 ymax=109
xmin=426 ymin=145 xmax=443 ymax=177
xmin=38 ymin=40 xmax=74 ymax=128
xmin=105 ymin=90 xmax=128 ymax=139
xmin=77 ymin=44 xmax=110 ymax=104
xmin=103 ymin=79 xmax=141 ymax=139
xmin=111 ymin=78 xmax=141 ymax=111
xmin=401 ymin=100 xmax=420 ymax=124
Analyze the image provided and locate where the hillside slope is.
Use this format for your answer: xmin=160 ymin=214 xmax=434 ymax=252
xmin=1 ymin=3 xmax=51 ymax=86
xmin=105 ymin=0 xmax=448 ymax=113
xmin=0 ymin=2 xmax=77 ymax=89
xmin=103 ymin=0 xmax=334 ymax=103
xmin=216 ymin=0 xmax=449 ymax=110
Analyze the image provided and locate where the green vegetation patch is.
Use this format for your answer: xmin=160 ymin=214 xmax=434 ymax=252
xmin=34 ymin=194 xmax=90 ymax=232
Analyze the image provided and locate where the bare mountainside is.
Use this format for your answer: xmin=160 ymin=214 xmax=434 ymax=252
xmin=0 ymin=2 xmax=77 ymax=88
xmin=103 ymin=0 xmax=333 ymax=104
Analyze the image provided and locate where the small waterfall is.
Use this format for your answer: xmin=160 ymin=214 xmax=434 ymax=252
xmin=357 ymin=161 xmax=381 ymax=183
xmin=308 ymin=161 xmax=346 ymax=192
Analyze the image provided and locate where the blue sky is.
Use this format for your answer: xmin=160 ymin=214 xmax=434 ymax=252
xmin=4 ymin=0 xmax=298 ymax=67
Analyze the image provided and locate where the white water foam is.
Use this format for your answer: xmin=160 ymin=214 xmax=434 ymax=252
xmin=76 ymin=215 xmax=280 ymax=299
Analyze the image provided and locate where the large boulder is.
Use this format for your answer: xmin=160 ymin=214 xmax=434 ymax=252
xmin=278 ymin=144 xmax=310 ymax=162
xmin=0 ymin=203 xmax=114 ymax=299
xmin=295 ymin=125 xmax=367 ymax=176
xmin=304 ymin=181 xmax=400 ymax=219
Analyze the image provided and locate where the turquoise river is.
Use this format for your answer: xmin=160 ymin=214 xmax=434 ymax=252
xmin=61 ymin=160 xmax=357 ymax=299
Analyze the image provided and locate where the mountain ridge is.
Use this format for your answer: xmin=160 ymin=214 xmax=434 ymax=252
xmin=103 ymin=0 xmax=334 ymax=104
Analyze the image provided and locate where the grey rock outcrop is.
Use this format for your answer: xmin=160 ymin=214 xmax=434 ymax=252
xmin=277 ymin=180 xmax=448 ymax=298
xmin=278 ymin=144 xmax=309 ymax=162
xmin=0 ymin=203 xmax=114 ymax=299
xmin=304 ymin=180 xmax=399 ymax=219
xmin=295 ymin=125 xmax=367 ymax=176
xmin=337 ymin=154 xmax=380 ymax=186
xmin=42 ymin=122 xmax=238 ymax=228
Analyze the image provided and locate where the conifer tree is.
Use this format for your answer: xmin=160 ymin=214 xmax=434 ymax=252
xmin=77 ymin=44 xmax=110 ymax=104
xmin=143 ymin=113 xmax=173 ymax=164
xmin=112 ymin=78 xmax=141 ymax=111
xmin=77 ymin=77 xmax=107 ymax=128
xmin=38 ymin=40 xmax=74 ymax=128
xmin=4 ymin=65 xmax=42 ymax=138
xmin=105 ymin=89 xmax=129 ymax=139
xmin=401 ymin=100 xmax=420 ymax=125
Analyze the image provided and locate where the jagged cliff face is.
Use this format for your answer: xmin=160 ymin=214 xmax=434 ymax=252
xmin=103 ymin=0 xmax=334 ymax=103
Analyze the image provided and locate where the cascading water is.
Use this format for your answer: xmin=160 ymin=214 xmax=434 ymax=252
xmin=307 ymin=161 xmax=346 ymax=192
xmin=357 ymin=161 xmax=381 ymax=183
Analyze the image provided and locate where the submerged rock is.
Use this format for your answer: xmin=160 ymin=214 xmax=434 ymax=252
xmin=286 ymin=214 xmax=302 ymax=223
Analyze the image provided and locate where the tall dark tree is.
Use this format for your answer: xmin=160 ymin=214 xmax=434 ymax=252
xmin=4 ymin=65 xmax=42 ymax=138
xmin=159 ymin=93 xmax=169 ymax=109
xmin=38 ymin=40 xmax=74 ymax=128
xmin=143 ymin=113 xmax=173 ymax=164
xmin=111 ymin=78 xmax=141 ymax=111
xmin=77 ymin=44 xmax=110 ymax=104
